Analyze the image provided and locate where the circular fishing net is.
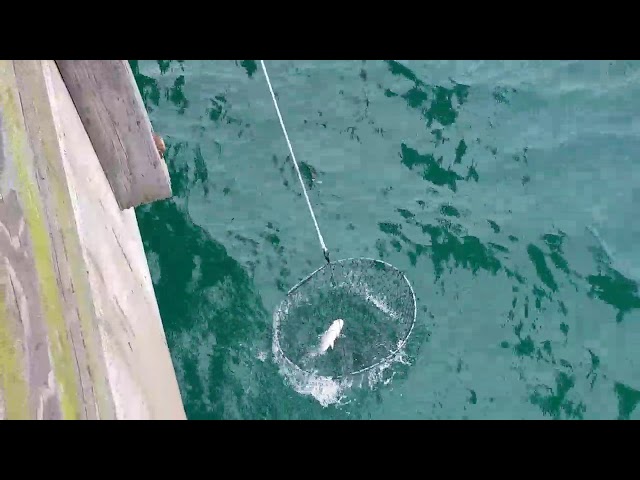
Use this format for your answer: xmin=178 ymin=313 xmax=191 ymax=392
xmin=273 ymin=257 xmax=416 ymax=379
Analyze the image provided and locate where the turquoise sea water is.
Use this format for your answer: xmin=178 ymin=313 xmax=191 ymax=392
xmin=131 ymin=60 xmax=640 ymax=419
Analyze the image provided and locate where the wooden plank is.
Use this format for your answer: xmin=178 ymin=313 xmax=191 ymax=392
xmin=12 ymin=60 xmax=118 ymax=419
xmin=0 ymin=60 xmax=89 ymax=419
xmin=0 ymin=189 xmax=59 ymax=419
xmin=0 ymin=213 xmax=32 ymax=420
xmin=0 ymin=60 xmax=185 ymax=419
xmin=43 ymin=60 xmax=186 ymax=419
xmin=55 ymin=60 xmax=172 ymax=210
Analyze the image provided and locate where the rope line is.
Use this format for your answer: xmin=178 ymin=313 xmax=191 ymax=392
xmin=260 ymin=60 xmax=330 ymax=264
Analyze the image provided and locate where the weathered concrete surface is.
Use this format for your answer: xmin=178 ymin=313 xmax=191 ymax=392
xmin=55 ymin=60 xmax=172 ymax=210
xmin=0 ymin=60 xmax=185 ymax=419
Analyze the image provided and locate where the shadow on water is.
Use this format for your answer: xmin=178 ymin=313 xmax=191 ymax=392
xmin=131 ymin=60 xmax=640 ymax=419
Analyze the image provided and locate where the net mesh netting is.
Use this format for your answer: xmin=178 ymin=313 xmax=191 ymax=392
xmin=273 ymin=257 xmax=416 ymax=378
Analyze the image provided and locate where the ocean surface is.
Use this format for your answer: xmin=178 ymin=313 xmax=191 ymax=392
xmin=131 ymin=60 xmax=640 ymax=420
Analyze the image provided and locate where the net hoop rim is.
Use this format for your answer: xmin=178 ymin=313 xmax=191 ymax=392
xmin=273 ymin=256 xmax=417 ymax=379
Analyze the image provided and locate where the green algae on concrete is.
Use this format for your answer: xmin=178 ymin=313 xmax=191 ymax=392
xmin=0 ymin=287 xmax=29 ymax=420
xmin=23 ymin=60 xmax=116 ymax=420
xmin=0 ymin=63 xmax=81 ymax=420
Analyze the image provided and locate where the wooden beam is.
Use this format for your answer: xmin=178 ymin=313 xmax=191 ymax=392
xmin=1 ymin=59 xmax=103 ymax=419
xmin=0 ymin=60 xmax=185 ymax=419
xmin=43 ymin=60 xmax=185 ymax=419
xmin=54 ymin=60 xmax=172 ymax=210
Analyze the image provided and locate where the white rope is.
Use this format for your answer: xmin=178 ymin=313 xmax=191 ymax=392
xmin=260 ymin=60 xmax=330 ymax=263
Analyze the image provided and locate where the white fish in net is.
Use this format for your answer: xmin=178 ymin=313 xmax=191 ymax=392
xmin=303 ymin=318 xmax=344 ymax=362
xmin=260 ymin=60 xmax=418 ymax=404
